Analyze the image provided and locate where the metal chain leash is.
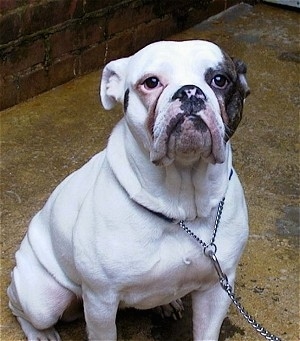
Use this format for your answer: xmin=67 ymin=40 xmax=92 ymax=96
xmin=219 ymin=274 xmax=282 ymax=341
xmin=179 ymin=199 xmax=282 ymax=341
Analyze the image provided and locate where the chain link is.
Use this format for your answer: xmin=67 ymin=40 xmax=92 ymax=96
xmin=210 ymin=197 xmax=225 ymax=245
xmin=179 ymin=200 xmax=282 ymax=341
xmin=209 ymin=253 xmax=282 ymax=341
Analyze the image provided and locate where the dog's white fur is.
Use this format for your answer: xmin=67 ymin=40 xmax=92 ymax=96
xmin=8 ymin=40 xmax=249 ymax=341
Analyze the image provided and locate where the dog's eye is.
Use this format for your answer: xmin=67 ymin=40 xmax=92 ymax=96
xmin=143 ymin=77 xmax=160 ymax=90
xmin=211 ymin=75 xmax=228 ymax=89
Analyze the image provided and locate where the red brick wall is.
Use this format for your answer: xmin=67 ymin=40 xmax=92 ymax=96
xmin=0 ymin=0 xmax=249 ymax=110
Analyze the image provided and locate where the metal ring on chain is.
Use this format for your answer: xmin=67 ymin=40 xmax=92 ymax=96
xmin=203 ymin=243 xmax=217 ymax=257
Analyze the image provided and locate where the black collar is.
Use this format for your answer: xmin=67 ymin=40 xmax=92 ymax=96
xmin=142 ymin=207 xmax=175 ymax=223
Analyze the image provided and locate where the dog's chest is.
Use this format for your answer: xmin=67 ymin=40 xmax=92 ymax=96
xmin=116 ymin=225 xmax=219 ymax=309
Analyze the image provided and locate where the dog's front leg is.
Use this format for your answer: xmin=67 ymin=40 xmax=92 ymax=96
xmin=83 ymin=289 xmax=119 ymax=341
xmin=191 ymin=283 xmax=231 ymax=341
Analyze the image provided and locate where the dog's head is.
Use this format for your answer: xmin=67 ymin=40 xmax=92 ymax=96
xmin=100 ymin=40 xmax=249 ymax=166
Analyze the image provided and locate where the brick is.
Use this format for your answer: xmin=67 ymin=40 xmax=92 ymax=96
xmin=158 ymin=15 xmax=180 ymax=38
xmin=48 ymin=53 xmax=80 ymax=89
xmin=0 ymin=0 xmax=15 ymax=14
xmin=152 ymin=0 xmax=196 ymax=17
xmin=107 ymin=2 xmax=156 ymax=37
xmin=0 ymin=10 xmax=21 ymax=44
xmin=134 ymin=14 xmax=179 ymax=49
xmin=50 ymin=18 xmax=105 ymax=59
xmin=0 ymin=38 xmax=45 ymax=77
xmin=18 ymin=65 xmax=50 ymax=103
xmin=20 ymin=0 xmax=84 ymax=36
xmin=133 ymin=16 xmax=173 ymax=51
xmin=68 ymin=0 xmax=84 ymax=18
xmin=84 ymin=0 xmax=117 ymax=14
xmin=50 ymin=26 xmax=83 ymax=59
xmin=80 ymin=43 xmax=106 ymax=74
xmin=0 ymin=75 xmax=20 ymax=110
xmin=83 ymin=17 xmax=105 ymax=46
xmin=105 ymin=30 xmax=135 ymax=63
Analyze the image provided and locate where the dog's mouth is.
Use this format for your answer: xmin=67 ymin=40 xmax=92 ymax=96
xmin=150 ymin=96 xmax=226 ymax=166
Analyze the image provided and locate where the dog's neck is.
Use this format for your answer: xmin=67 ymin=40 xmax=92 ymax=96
xmin=107 ymin=119 xmax=233 ymax=221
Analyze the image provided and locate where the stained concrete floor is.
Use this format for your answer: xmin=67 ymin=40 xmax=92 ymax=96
xmin=1 ymin=3 xmax=299 ymax=341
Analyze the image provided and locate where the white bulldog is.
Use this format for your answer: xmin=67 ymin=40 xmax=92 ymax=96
xmin=8 ymin=40 xmax=250 ymax=341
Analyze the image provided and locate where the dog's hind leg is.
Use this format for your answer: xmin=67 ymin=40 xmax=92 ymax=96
xmin=7 ymin=236 xmax=76 ymax=341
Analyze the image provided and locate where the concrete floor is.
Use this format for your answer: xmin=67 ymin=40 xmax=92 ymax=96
xmin=1 ymin=3 xmax=299 ymax=341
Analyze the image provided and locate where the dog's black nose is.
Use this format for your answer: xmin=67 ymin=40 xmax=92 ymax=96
xmin=172 ymin=85 xmax=206 ymax=102
xmin=172 ymin=85 xmax=207 ymax=115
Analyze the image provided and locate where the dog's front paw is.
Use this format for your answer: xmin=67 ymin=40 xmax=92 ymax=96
xmin=154 ymin=299 xmax=184 ymax=320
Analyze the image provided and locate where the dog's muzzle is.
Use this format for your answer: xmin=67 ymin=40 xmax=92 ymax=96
xmin=171 ymin=85 xmax=209 ymax=134
xmin=150 ymin=84 xmax=226 ymax=166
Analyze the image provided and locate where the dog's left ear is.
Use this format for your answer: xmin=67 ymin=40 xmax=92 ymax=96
xmin=233 ymin=58 xmax=250 ymax=99
xmin=100 ymin=57 xmax=130 ymax=110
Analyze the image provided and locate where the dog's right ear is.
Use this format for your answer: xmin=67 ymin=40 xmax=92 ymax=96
xmin=100 ymin=57 xmax=130 ymax=110
xmin=232 ymin=58 xmax=250 ymax=99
